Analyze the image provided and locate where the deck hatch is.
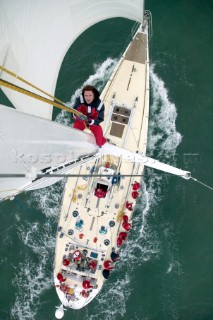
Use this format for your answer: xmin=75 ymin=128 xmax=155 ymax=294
xmin=110 ymin=123 xmax=125 ymax=138
xmin=110 ymin=105 xmax=131 ymax=138
xmin=113 ymin=106 xmax=131 ymax=117
xmin=111 ymin=113 xmax=129 ymax=124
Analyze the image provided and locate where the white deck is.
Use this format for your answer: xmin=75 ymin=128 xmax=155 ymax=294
xmin=54 ymin=26 xmax=150 ymax=309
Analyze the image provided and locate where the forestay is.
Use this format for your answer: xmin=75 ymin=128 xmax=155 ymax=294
xmin=0 ymin=0 xmax=144 ymax=119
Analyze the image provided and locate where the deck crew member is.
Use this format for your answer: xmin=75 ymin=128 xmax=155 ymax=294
xmin=73 ymin=85 xmax=106 ymax=147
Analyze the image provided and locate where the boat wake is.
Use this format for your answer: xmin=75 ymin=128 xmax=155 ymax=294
xmin=140 ymin=64 xmax=183 ymax=230
xmin=10 ymin=183 xmax=64 ymax=319
xmin=10 ymin=60 xmax=182 ymax=320
xmin=11 ymin=220 xmax=55 ymax=319
xmin=148 ymin=65 xmax=182 ymax=161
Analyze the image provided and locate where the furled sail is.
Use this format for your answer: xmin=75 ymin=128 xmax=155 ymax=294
xmin=0 ymin=104 xmax=98 ymax=200
xmin=0 ymin=0 xmax=144 ymax=120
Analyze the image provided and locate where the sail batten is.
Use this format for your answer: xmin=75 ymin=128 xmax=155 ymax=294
xmin=0 ymin=0 xmax=144 ymax=120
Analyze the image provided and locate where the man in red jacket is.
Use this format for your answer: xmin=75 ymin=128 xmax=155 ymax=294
xmin=73 ymin=85 xmax=106 ymax=147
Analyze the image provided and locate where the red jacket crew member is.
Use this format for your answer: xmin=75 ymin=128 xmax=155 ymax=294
xmin=73 ymin=85 xmax=106 ymax=147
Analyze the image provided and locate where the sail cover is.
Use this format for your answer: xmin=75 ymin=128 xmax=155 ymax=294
xmin=0 ymin=0 xmax=144 ymax=120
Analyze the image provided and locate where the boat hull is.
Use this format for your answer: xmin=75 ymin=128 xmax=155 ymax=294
xmin=54 ymin=22 xmax=150 ymax=310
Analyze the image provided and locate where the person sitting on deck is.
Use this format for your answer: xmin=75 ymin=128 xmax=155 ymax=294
xmin=103 ymin=260 xmax=114 ymax=270
xmin=122 ymin=221 xmax=132 ymax=231
xmin=57 ymin=272 xmax=66 ymax=283
xmin=82 ymin=279 xmax=93 ymax=289
xmin=95 ymin=188 xmax=107 ymax=198
xmin=117 ymin=231 xmax=128 ymax=247
xmin=73 ymin=85 xmax=106 ymax=147
xmin=73 ymin=250 xmax=82 ymax=261
xmin=89 ymin=260 xmax=97 ymax=271
xmin=110 ymin=250 xmax=120 ymax=262
xmin=95 ymin=182 xmax=108 ymax=198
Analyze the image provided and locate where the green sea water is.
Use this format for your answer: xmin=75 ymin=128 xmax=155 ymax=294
xmin=0 ymin=1 xmax=213 ymax=319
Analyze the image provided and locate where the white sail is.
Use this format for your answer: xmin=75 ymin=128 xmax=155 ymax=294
xmin=0 ymin=104 xmax=98 ymax=200
xmin=0 ymin=0 xmax=144 ymax=120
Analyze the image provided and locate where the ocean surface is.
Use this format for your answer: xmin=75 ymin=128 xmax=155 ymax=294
xmin=0 ymin=1 xmax=213 ymax=319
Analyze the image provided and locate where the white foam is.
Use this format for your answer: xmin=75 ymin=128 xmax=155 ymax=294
xmin=89 ymin=275 xmax=131 ymax=320
xmin=11 ymin=220 xmax=55 ymax=319
xmin=148 ymin=65 xmax=182 ymax=160
xmin=139 ymin=64 xmax=183 ymax=229
xmin=11 ymin=258 xmax=52 ymax=320
xmin=27 ymin=179 xmax=65 ymax=218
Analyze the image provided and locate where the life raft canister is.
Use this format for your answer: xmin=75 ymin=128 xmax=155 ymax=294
xmin=126 ymin=201 xmax=133 ymax=211
xmin=132 ymin=181 xmax=141 ymax=190
xmin=73 ymin=250 xmax=82 ymax=261
xmin=103 ymin=260 xmax=114 ymax=270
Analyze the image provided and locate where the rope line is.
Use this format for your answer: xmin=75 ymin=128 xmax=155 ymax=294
xmin=0 ymin=65 xmax=65 ymax=105
xmin=0 ymin=78 xmax=85 ymax=118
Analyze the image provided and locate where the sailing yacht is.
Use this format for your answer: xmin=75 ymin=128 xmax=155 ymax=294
xmin=53 ymin=4 xmax=190 ymax=319
xmin=0 ymin=1 xmax=191 ymax=319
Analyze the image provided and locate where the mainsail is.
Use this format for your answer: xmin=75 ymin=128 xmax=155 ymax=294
xmin=0 ymin=0 xmax=144 ymax=119
xmin=0 ymin=0 xmax=144 ymax=201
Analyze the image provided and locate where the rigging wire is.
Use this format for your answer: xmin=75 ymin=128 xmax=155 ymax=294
xmin=0 ymin=78 xmax=85 ymax=118
xmin=1 ymin=176 xmax=212 ymax=198
xmin=0 ymin=66 xmax=86 ymax=119
xmin=191 ymin=177 xmax=213 ymax=191
xmin=0 ymin=65 xmax=64 ymax=105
